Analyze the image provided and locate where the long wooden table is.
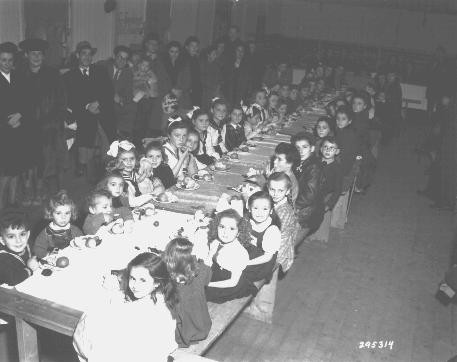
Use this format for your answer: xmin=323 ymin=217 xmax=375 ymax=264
xmin=0 ymin=97 xmax=336 ymax=362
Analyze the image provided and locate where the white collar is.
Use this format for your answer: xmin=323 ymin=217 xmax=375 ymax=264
xmin=230 ymin=122 xmax=241 ymax=129
xmin=49 ymin=222 xmax=71 ymax=231
xmin=1 ymin=71 xmax=11 ymax=82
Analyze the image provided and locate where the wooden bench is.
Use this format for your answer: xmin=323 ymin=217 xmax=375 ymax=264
xmin=174 ymin=268 xmax=279 ymax=357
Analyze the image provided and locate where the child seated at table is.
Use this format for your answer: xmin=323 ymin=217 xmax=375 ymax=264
xmin=334 ymin=106 xmax=359 ymax=177
xmin=291 ymin=132 xmax=325 ymax=242
xmin=97 ymin=171 xmax=134 ymax=225
xmin=251 ymin=88 xmax=268 ymax=123
xmin=83 ymin=190 xmax=122 ymax=235
xmin=244 ymin=191 xmax=281 ymax=282
xmin=73 ymin=252 xmax=178 ymax=362
xmin=320 ymin=137 xmax=343 ymax=213
xmin=205 ymin=209 xmax=257 ymax=303
xmin=288 ymin=85 xmax=300 ymax=113
xmin=209 ymin=98 xmax=229 ymax=155
xmin=244 ymin=105 xmax=263 ymax=141
xmin=314 ymin=116 xmax=335 ymax=156
xmin=222 ymin=105 xmax=246 ymax=151
xmin=267 ymin=91 xmax=280 ymax=122
xmin=277 ymin=101 xmax=288 ymax=124
xmin=106 ymin=140 xmax=162 ymax=207
xmin=33 ymin=190 xmax=83 ymax=259
xmin=351 ymin=92 xmax=376 ymax=193
xmin=164 ymin=237 xmax=212 ymax=347
xmin=267 ymin=172 xmax=298 ymax=274
xmin=163 ymin=119 xmax=198 ymax=179
xmin=0 ymin=209 xmax=39 ymax=286
xmin=144 ymin=141 xmax=176 ymax=189
xmin=191 ymin=109 xmax=220 ymax=166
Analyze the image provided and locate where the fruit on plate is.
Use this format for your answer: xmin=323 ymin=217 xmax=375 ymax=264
xmin=197 ymin=169 xmax=209 ymax=176
xmin=230 ymin=153 xmax=239 ymax=159
xmin=73 ymin=236 xmax=86 ymax=248
xmin=144 ymin=207 xmax=156 ymax=216
xmin=240 ymin=146 xmax=249 ymax=152
xmin=56 ymin=256 xmax=70 ymax=268
xmin=86 ymin=238 xmax=97 ymax=248
xmin=182 ymin=177 xmax=197 ymax=189
xmin=214 ymin=160 xmax=227 ymax=170
xmin=203 ymin=174 xmax=213 ymax=182
xmin=158 ymin=193 xmax=169 ymax=202
xmin=111 ymin=221 xmax=124 ymax=234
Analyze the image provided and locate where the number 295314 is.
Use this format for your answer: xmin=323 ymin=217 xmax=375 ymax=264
xmin=358 ymin=341 xmax=394 ymax=350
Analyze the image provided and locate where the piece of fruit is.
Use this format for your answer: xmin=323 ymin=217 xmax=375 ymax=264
xmin=86 ymin=238 xmax=97 ymax=248
xmin=145 ymin=207 xmax=155 ymax=216
xmin=203 ymin=174 xmax=212 ymax=182
xmin=230 ymin=153 xmax=239 ymax=159
xmin=56 ymin=256 xmax=69 ymax=268
xmin=158 ymin=193 xmax=169 ymax=202
xmin=41 ymin=269 xmax=53 ymax=276
xmin=153 ymin=221 xmax=159 ymax=227
xmin=240 ymin=146 xmax=249 ymax=152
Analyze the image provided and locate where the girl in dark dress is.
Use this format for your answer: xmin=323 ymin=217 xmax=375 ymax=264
xmin=144 ymin=141 xmax=176 ymax=189
xmin=205 ymin=209 xmax=257 ymax=303
xmin=244 ymin=191 xmax=281 ymax=282
xmin=164 ymin=237 xmax=212 ymax=347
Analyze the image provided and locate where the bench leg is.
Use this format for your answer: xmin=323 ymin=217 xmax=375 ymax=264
xmin=331 ymin=192 xmax=349 ymax=229
xmin=15 ymin=318 xmax=39 ymax=362
xmin=244 ymin=269 xmax=278 ymax=324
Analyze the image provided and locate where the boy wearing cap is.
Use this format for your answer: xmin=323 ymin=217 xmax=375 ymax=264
xmin=100 ymin=45 xmax=135 ymax=140
xmin=63 ymin=41 xmax=116 ymax=182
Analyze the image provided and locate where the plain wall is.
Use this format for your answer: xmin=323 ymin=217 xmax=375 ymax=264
xmin=253 ymin=0 xmax=457 ymax=54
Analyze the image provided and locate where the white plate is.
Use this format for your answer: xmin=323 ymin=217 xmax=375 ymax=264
xmin=176 ymin=183 xmax=200 ymax=191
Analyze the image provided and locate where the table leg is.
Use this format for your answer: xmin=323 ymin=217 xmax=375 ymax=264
xmin=15 ymin=318 xmax=39 ymax=362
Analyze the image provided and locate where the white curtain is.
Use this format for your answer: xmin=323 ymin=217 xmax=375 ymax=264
xmin=0 ymin=0 xmax=24 ymax=44
xmin=70 ymin=0 xmax=115 ymax=61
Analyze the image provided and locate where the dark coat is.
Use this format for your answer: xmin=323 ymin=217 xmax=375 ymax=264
xmin=223 ymin=57 xmax=251 ymax=105
xmin=263 ymin=66 xmax=292 ymax=88
xmin=294 ymin=155 xmax=325 ymax=231
xmin=0 ymin=70 xmax=30 ymax=175
xmin=18 ymin=65 xmax=69 ymax=176
xmin=335 ymin=126 xmax=359 ymax=177
xmin=201 ymin=59 xmax=222 ymax=109
xmin=101 ymin=59 xmax=136 ymax=134
xmin=63 ymin=64 xmax=116 ymax=147
xmin=182 ymin=52 xmax=202 ymax=106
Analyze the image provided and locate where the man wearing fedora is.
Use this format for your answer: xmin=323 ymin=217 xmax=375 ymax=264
xmin=63 ymin=41 xmax=115 ymax=182
xmin=18 ymin=38 xmax=69 ymax=204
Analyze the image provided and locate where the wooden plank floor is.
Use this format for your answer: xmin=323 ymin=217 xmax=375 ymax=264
xmin=206 ymin=124 xmax=456 ymax=362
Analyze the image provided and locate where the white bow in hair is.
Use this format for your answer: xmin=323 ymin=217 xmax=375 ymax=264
xmin=186 ymin=106 xmax=200 ymax=119
xmin=211 ymin=97 xmax=221 ymax=103
xmin=168 ymin=116 xmax=182 ymax=125
xmin=107 ymin=140 xmax=135 ymax=157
